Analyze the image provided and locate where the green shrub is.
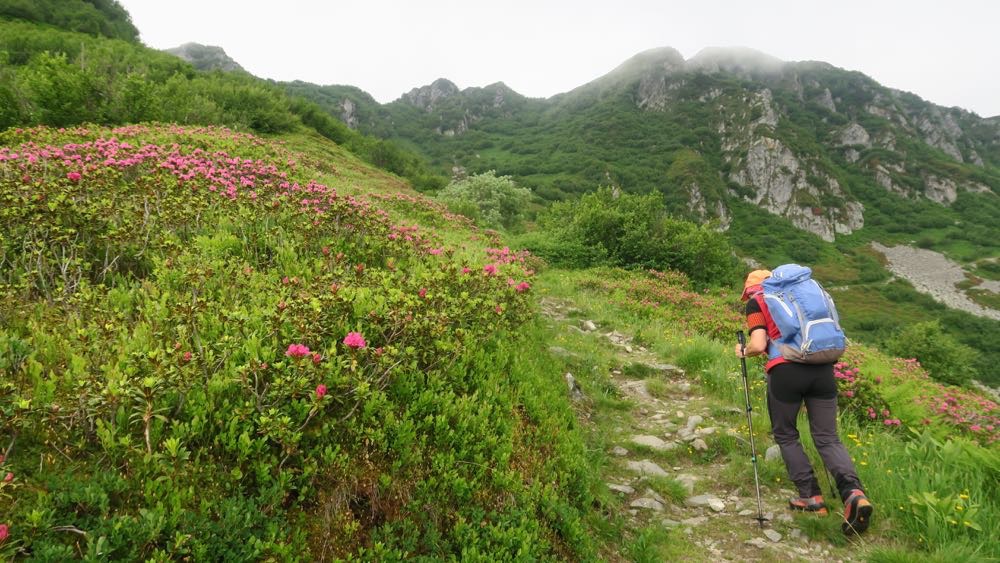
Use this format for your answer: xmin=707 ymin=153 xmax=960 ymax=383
xmin=883 ymin=321 xmax=977 ymax=386
xmin=435 ymin=171 xmax=532 ymax=229
xmin=524 ymin=188 xmax=739 ymax=286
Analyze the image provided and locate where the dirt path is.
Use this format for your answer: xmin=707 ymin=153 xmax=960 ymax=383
xmin=540 ymin=297 xmax=853 ymax=561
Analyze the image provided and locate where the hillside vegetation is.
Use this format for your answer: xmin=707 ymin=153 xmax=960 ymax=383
xmin=290 ymin=52 xmax=1000 ymax=387
xmin=0 ymin=18 xmax=444 ymax=191
xmin=0 ymin=124 xmax=594 ymax=559
xmin=1 ymin=4 xmax=1000 ymax=560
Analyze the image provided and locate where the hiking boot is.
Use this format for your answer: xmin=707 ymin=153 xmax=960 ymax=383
xmin=788 ymin=495 xmax=828 ymax=515
xmin=842 ymin=489 xmax=873 ymax=535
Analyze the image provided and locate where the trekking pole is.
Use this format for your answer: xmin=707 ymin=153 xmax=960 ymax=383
xmin=738 ymin=331 xmax=769 ymax=528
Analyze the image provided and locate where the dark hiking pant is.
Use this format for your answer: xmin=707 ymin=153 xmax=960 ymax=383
xmin=766 ymin=362 xmax=864 ymax=503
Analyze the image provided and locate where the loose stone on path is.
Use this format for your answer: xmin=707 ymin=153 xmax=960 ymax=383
xmin=630 ymin=435 xmax=677 ymax=451
xmin=626 ymin=459 xmax=669 ymax=477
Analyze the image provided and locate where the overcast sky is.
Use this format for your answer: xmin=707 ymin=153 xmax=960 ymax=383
xmin=119 ymin=0 xmax=1000 ymax=117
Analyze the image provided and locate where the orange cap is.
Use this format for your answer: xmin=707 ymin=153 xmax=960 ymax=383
xmin=741 ymin=269 xmax=772 ymax=301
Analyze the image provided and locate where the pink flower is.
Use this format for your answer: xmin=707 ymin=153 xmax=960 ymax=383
xmin=428 ymin=248 xmax=443 ymax=255
xmin=507 ymin=278 xmax=516 ymax=286
xmin=516 ymin=282 xmax=531 ymax=293
xmin=0 ymin=523 xmax=7 ymax=542
xmin=311 ymin=352 xmax=322 ymax=365
xmin=286 ymin=343 xmax=311 ymax=358
xmin=495 ymin=305 xmax=503 ymax=314
xmin=970 ymin=424 xmax=982 ymax=432
xmin=282 ymin=276 xmax=290 ymax=285
xmin=343 ymin=332 xmax=366 ymax=349
xmin=182 ymin=351 xmax=192 ymax=363
xmin=843 ymin=390 xmax=854 ymax=398
xmin=418 ymin=287 xmax=427 ymax=298
xmin=483 ymin=264 xmax=498 ymax=276
xmin=3 ymin=472 xmax=12 ymax=482
xmin=315 ymin=384 xmax=327 ymax=398
xmin=66 ymin=171 xmax=81 ymax=182
xmin=462 ymin=267 xmax=471 ymax=274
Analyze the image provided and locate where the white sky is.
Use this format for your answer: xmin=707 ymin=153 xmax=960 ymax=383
xmin=119 ymin=0 xmax=1000 ymax=117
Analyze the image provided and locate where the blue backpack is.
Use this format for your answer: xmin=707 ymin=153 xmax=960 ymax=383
xmin=760 ymin=264 xmax=846 ymax=364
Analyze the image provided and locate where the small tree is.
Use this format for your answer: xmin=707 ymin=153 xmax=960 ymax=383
xmin=435 ymin=171 xmax=532 ymax=229
xmin=884 ymin=320 xmax=976 ymax=386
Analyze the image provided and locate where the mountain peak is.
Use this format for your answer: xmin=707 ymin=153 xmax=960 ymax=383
xmin=165 ymin=42 xmax=245 ymax=72
xmin=401 ymin=78 xmax=460 ymax=110
xmin=686 ymin=46 xmax=786 ymax=75
xmin=607 ymin=47 xmax=686 ymax=79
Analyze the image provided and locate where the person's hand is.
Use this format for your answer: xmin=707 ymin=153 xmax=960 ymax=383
xmin=734 ymin=343 xmax=745 ymax=358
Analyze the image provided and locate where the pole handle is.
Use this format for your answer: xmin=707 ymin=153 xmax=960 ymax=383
xmin=737 ymin=330 xmax=746 ymax=348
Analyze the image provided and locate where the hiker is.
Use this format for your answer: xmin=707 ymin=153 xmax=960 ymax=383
xmin=735 ymin=268 xmax=874 ymax=535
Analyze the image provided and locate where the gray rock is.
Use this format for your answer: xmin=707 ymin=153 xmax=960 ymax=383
xmin=708 ymin=500 xmax=726 ymax=512
xmin=685 ymin=415 xmax=703 ymax=430
xmin=738 ymin=509 xmax=753 ymax=516
xmin=547 ymin=346 xmax=571 ymax=356
xmin=764 ymin=529 xmax=782 ymax=543
xmin=624 ymin=345 xmax=633 ymax=354
xmin=626 ymin=459 xmax=669 ymax=477
xmin=662 ymin=519 xmax=681 ymax=528
xmin=630 ymin=497 xmax=665 ymax=511
xmin=565 ymin=373 xmax=585 ymax=402
xmin=630 ymin=435 xmax=677 ymax=451
xmin=745 ymin=537 xmax=769 ymax=549
xmin=695 ymin=426 xmax=717 ymax=437
xmin=681 ymin=516 xmax=708 ymax=526
xmin=607 ymin=483 xmax=635 ymax=495
xmin=790 ymin=528 xmax=803 ymax=540
xmin=611 ymin=446 xmax=629 ymax=457
xmin=765 ymin=444 xmax=781 ymax=462
xmin=582 ymin=320 xmax=597 ymax=332
xmin=691 ymin=438 xmax=709 ymax=451
xmin=685 ymin=494 xmax=722 ymax=508
xmin=675 ymin=474 xmax=698 ymax=494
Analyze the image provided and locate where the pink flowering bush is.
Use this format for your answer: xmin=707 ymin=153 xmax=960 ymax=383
xmin=285 ymin=343 xmax=311 ymax=358
xmin=342 ymin=332 xmax=367 ymax=349
xmin=0 ymin=124 xmax=560 ymax=560
xmin=833 ymin=360 xmax=898 ymax=427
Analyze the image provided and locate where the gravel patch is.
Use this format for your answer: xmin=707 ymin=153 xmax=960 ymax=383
xmin=872 ymin=243 xmax=1000 ymax=320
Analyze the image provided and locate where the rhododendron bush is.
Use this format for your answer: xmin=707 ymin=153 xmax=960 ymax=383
xmin=0 ymin=125 xmax=594 ymax=560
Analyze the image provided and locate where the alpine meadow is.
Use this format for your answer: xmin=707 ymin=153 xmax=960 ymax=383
xmin=1 ymin=1 xmax=999 ymax=561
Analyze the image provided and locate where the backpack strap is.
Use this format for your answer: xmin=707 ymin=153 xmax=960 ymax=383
xmin=753 ymin=293 xmax=788 ymax=372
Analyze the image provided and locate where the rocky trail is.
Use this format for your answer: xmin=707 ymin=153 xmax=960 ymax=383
xmin=540 ymin=297 xmax=860 ymax=562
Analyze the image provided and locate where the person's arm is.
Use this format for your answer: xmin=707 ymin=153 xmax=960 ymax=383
xmin=741 ymin=328 xmax=768 ymax=357
xmin=735 ymin=297 xmax=769 ymax=357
